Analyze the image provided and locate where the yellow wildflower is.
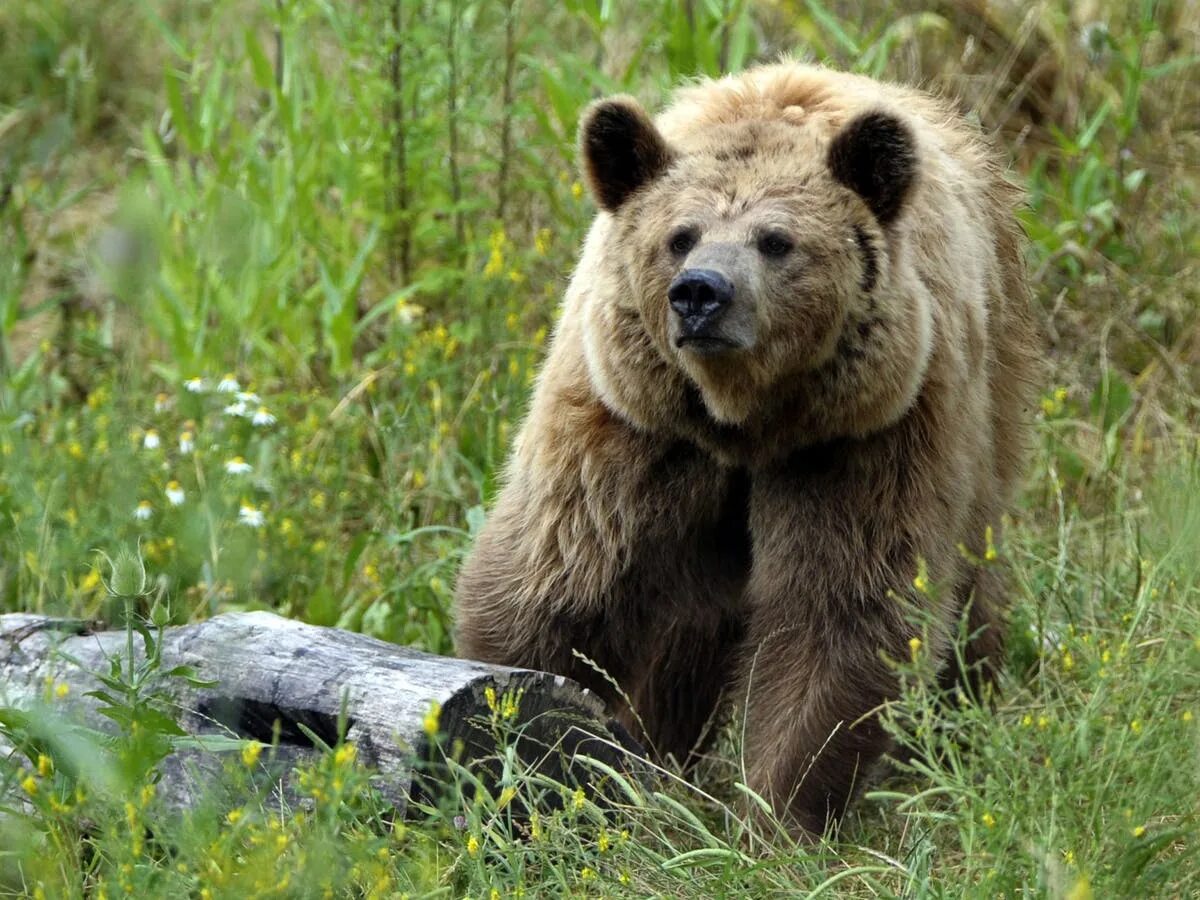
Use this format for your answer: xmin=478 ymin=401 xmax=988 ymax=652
xmin=501 ymin=691 xmax=520 ymax=719
xmin=423 ymin=701 xmax=441 ymax=737
xmin=242 ymin=742 xmax=263 ymax=767
xmin=80 ymin=567 xmax=102 ymax=592
xmin=484 ymin=228 xmax=506 ymax=278
xmin=912 ymin=557 xmax=930 ymax=594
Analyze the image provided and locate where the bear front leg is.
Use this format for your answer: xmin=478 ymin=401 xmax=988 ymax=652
xmin=738 ymin=613 xmax=902 ymax=835
xmin=737 ymin=444 xmax=964 ymax=836
xmin=454 ymin=401 xmax=748 ymax=760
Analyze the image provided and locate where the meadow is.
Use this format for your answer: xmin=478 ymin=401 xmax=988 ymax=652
xmin=0 ymin=0 xmax=1197 ymax=896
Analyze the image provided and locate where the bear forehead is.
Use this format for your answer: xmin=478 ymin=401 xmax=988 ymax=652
xmin=651 ymin=121 xmax=842 ymax=219
xmin=677 ymin=118 xmax=828 ymax=160
xmin=658 ymin=169 xmax=827 ymax=223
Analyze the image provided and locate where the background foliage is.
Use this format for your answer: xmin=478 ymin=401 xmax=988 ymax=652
xmin=0 ymin=0 xmax=1197 ymax=897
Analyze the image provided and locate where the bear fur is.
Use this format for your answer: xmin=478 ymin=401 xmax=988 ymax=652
xmin=454 ymin=62 xmax=1040 ymax=835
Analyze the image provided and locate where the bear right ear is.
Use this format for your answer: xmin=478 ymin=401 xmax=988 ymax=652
xmin=579 ymin=96 xmax=674 ymax=212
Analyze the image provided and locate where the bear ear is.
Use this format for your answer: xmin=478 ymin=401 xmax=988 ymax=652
xmin=579 ymin=96 xmax=674 ymax=212
xmin=827 ymin=110 xmax=917 ymax=226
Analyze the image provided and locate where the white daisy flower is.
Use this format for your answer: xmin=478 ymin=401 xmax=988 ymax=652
xmin=238 ymin=503 xmax=265 ymax=528
xmin=184 ymin=377 xmax=207 ymax=394
xmin=225 ymin=456 xmax=252 ymax=475
xmin=1028 ymin=623 xmax=1062 ymax=653
xmin=154 ymin=393 xmax=171 ymax=413
xmin=236 ymin=391 xmax=261 ymax=406
xmin=217 ymin=374 xmax=241 ymax=393
xmin=251 ymin=407 xmax=276 ymax=427
xmin=179 ymin=431 xmax=194 ymax=454
xmin=224 ymin=400 xmax=248 ymax=417
xmin=1079 ymin=21 xmax=1110 ymax=62
xmin=143 ymin=429 xmax=161 ymax=450
xmin=395 ymin=299 xmax=427 ymax=325
xmin=134 ymin=500 xmax=153 ymax=521
xmin=165 ymin=481 xmax=185 ymax=506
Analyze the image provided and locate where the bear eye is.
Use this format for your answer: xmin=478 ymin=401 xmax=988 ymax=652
xmin=757 ymin=231 xmax=794 ymax=258
xmin=667 ymin=228 xmax=698 ymax=257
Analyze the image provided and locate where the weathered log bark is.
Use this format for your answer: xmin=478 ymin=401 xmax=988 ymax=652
xmin=0 ymin=611 xmax=642 ymax=816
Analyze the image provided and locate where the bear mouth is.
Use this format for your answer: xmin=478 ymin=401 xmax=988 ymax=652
xmin=675 ymin=335 xmax=739 ymax=355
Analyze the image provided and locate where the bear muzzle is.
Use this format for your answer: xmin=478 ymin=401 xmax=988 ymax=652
xmin=668 ymin=268 xmax=738 ymax=353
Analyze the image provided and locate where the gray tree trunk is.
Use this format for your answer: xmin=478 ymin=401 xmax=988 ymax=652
xmin=0 ymin=611 xmax=642 ymax=816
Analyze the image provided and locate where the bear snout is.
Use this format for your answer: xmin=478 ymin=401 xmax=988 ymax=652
xmin=668 ymin=268 xmax=736 ymax=351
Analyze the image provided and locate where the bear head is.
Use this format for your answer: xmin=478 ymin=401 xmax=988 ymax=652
xmin=575 ymin=75 xmax=937 ymax=456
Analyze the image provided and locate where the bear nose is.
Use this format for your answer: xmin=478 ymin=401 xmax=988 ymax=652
xmin=668 ymin=269 xmax=734 ymax=322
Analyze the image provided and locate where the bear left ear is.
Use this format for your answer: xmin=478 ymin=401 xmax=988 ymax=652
xmin=827 ymin=110 xmax=917 ymax=226
xmin=579 ymin=96 xmax=674 ymax=212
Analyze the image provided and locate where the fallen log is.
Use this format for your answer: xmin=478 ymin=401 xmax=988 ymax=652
xmin=0 ymin=611 xmax=642 ymax=816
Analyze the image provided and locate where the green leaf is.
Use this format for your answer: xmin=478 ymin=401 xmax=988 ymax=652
xmin=171 ymin=734 xmax=254 ymax=753
xmin=806 ymin=0 xmax=861 ymax=56
xmin=1077 ymin=98 xmax=1112 ymax=152
xmin=162 ymin=665 xmax=219 ymax=688
xmin=1090 ymin=369 xmax=1134 ymax=433
xmin=244 ymin=28 xmax=275 ymax=92
xmin=164 ymin=67 xmax=200 ymax=152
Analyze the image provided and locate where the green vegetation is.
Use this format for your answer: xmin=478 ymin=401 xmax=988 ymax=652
xmin=1 ymin=0 xmax=1197 ymax=896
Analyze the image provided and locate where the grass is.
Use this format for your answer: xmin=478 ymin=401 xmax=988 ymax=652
xmin=1 ymin=0 xmax=1198 ymax=896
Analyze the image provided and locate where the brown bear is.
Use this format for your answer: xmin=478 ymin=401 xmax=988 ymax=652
xmin=454 ymin=62 xmax=1039 ymax=836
